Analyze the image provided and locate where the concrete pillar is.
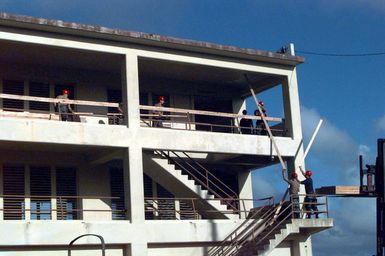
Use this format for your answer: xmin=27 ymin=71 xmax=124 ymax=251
xmin=0 ymin=78 xmax=3 ymax=110
xmin=24 ymin=80 xmax=28 ymax=111
xmin=238 ymin=170 xmax=253 ymax=217
xmin=51 ymin=166 xmax=57 ymax=221
xmin=122 ymin=53 xmax=140 ymax=128
xmin=124 ymin=146 xmax=145 ymax=223
xmin=0 ymin=163 xmax=3 ymax=220
xmin=282 ymin=69 xmax=302 ymax=140
xmin=24 ymin=165 xmax=31 ymax=221
xmin=124 ymin=243 xmax=148 ymax=256
xmin=232 ymin=97 xmax=246 ymax=133
xmin=49 ymin=81 xmax=55 ymax=113
xmin=292 ymin=235 xmax=313 ymax=256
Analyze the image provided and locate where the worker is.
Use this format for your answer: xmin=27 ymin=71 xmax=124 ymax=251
xmin=239 ymin=110 xmax=253 ymax=134
xmin=282 ymin=171 xmax=300 ymax=218
xmin=152 ymin=95 xmax=165 ymax=127
xmin=55 ymin=89 xmax=74 ymax=121
xmin=299 ymin=166 xmax=319 ymax=218
xmin=254 ymin=101 xmax=267 ymax=135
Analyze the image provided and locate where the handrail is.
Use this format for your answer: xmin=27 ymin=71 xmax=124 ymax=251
xmin=140 ymin=105 xmax=283 ymax=122
xmin=0 ymin=93 xmax=119 ymax=108
xmin=1 ymin=194 xmax=125 ymax=220
xmin=178 ymin=151 xmax=239 ymax=199
xmin=171 ymin=151 xmax=238 ymax=199
xmin=155 ymin=150 xmax=239 ymax=212
xmin=144 ymin=197 xmax=274 ymax=221
xmin=68 ymin=234 xmax=105 ymax=256
xmin=207 ymin=201 xmax=275 ymax=256
xmin=208 ymin=193 xmax=330 ymax=256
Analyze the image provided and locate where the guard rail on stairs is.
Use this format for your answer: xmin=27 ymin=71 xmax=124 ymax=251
xmin=154 ymin=150 xmax=239 ymax=212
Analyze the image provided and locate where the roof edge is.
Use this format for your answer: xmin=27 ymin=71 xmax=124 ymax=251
xmin=0 ymin=12 xmax=305 ymax=66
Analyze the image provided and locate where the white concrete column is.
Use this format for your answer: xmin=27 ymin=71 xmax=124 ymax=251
xmin=124 ymin=243 xmax=148 ymax=256
xmin=51 ymin=166 xmax=57 ymax=221
xmin=122 ymin=53 xmax=140 ymax=128
xmin=0 ymin=78 xmax=3 ymax=110
xmin=232 ymin=97 xmax=246 ymax=133
xmin=292 ymin=235 xmax=313 ymax=256
xmin=238 ymin=170 xmax=253 ymax=217
xmin=282 ymin=69 xmax=303 ymax=140
xmin=49 ymin=81 xmax=55 ymax=113
xmin=24 ymin=80 xmax=29 ymax=111
xmin=124 ymin=146 xmax=145 ymax=223
xmin=0 ymin=163 xmax=3 ymax=220
xmin=152 ymin=180 xmax=158 ymax=218
xmin=24 ymin=165 xmax=31 ymax=221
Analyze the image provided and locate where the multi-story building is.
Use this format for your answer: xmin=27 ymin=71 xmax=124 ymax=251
xmin=0 ymin=13 xmax=332 ymax=256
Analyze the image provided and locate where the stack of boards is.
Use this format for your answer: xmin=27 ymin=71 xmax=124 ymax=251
xmin=316 ymin=186 xmax=360 ymax=195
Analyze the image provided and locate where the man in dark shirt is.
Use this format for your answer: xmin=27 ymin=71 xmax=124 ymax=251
xmin=239 ymin=110 xmax=253 ymax=134
xmin=299 ymin=166 xmax=319 ymax=218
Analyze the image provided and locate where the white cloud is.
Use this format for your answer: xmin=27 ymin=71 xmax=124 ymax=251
xmin=301 ymin=106 xmax=376 ymax=256
xmin=375 ymin=116 xmax=385 ymax=132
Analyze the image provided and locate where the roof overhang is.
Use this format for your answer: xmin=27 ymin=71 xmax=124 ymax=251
xmin=0 ymin=13 xmax=305 ymax=67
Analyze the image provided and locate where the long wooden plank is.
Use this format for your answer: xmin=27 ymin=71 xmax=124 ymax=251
xmin=316 ymin=186 xmax=360 ymax=195
xmin=244 ymin=74 xmax=287 ymax=172
xmin=0 ymin=93 xmax=119 ymax=108
xmin=140 ymin=105 xmax=283 ymax=122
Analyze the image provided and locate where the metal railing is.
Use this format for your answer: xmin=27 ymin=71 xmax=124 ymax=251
xmin=0 ymin=194 xmax=125 ymax=220
xmin=0 ymin=93 xmax=123 ymax=125
xmin=207 ymin=193 xmax=329 ymax=256
xmin=155 ymin=150 xmax=240 ymax=212
xmin=144 ymin=197 xmax=274 ymax=220
xmin=140 ymin=105 xmax=286 ymax=136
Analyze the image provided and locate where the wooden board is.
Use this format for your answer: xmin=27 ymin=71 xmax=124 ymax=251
xmin=316 ymin=186 xmax=360 ymax=195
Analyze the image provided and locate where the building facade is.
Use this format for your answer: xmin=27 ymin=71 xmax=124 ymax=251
xmin=0 ymin=13 xmax=332 ymax=256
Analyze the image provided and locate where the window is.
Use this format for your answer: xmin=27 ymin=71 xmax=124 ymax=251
xmin=3 ymin=80 xmax=24 ymax=111
xmin=56 ymin=167 xmax=78 ymax=220
xmin=30 ymin=166 xmax=51 ymax=220
xmin=29 ymin=82 xmax=50 ymax=111
xmin=3 ymin=164 xmax=25 ymax=220
xmin=109 ymin=168 xmax=125 ymax=220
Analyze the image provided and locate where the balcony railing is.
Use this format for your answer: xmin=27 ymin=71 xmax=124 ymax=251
xmin=0 ymin=93 xmax=286 ymax=136
xmin=0 ymin=194 xmax=125 ymax=220
xmin=0 ymin=93 xmax=123 ymax=125
xmin=144 ymin=197 xmax=275 ymax=220
xmin=140 ymin=105 xmax=286 ymax=136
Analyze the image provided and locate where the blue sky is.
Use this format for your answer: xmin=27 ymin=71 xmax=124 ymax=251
xmin=1 ymin=1 xmax=384 ymax=255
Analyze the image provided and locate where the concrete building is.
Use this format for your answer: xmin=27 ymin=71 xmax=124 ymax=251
xmin=0 ymin=13 xmax=332 ymax=256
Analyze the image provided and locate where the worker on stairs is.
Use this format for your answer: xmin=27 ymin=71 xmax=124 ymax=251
xmin=282 ymin=171 xmax=300 ymax=218
xmin=299 ymin=166 xmax=319 ymax=218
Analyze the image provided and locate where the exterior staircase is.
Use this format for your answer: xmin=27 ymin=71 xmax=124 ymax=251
xmin=207 ymin=198 xmax=296 ymax=256
xmin=143 ymin=151 xmax=239 ymax=219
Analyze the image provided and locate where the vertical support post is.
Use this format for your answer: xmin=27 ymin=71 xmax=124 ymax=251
xmin=24 ymin=80 xmax=28 ymax=111
xmin=123 ymin=146 xmax=145 ymax=223
xmin=0 ymin=78 xmax=3 ymax=110
xmin=122 ymin=53 xmax=140 ymax=128
xmin=282 ymin=70 xmax=302 ymax=140
xmin=238 ymin=171 xmax=253 ymax=218
xmin=0 ymin=163 xmax=3 ymax=220
xmin=49 ymin=81 xmax=55 ymax=113
xmin=24 ymin=165 xmax=31 ymax=221
xmin=376 ymin=139 xmax=385 ymax=256
xmin=152 ymin=180 xmax=158 ymax=218
xmin=51 ymin=166 xmax=57 ymax=221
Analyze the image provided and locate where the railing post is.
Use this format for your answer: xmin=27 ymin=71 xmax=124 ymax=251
xmin=187 ymin=112 xmax=191 ymax=130
xmin=326 ymin=195 xmax=329 ymax=218
xmin=191 ymin=199 xmax=197 ymax=219
xmin=59 ymin=196 xmax=64 ymax=220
